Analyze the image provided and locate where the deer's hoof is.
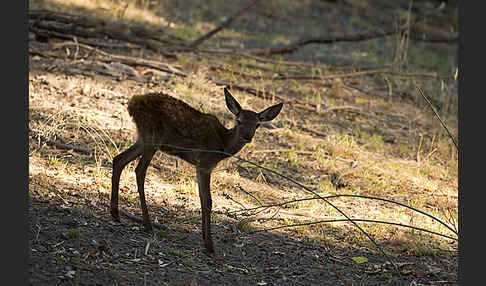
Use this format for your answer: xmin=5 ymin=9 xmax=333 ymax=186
xmin=110 ymin=210 xmax=121 ymax=222
xmin=143 ymin=224 xmax=153 ymax=233
xmin=203 ymin=245 xmax=215 ymax=256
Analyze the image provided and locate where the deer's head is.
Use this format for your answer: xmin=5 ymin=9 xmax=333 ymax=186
xmin=224 ymin=87 xmax=283 ymax=143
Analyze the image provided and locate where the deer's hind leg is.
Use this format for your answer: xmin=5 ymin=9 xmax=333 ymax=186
xmin=111 ymin=138 xmax=144 ymax=222
xmin=196 ymin=166 xmax=214 ymax=254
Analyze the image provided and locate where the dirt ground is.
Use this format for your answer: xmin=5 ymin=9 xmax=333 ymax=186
xmin=29 ymin=0 xmax=458 ymax=285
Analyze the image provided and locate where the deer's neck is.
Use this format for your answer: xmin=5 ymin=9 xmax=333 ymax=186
xmin=222 ymin=127 xmax=247 ymax=156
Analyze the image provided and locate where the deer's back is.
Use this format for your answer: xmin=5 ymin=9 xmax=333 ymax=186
xmin=127 ymin=93 xmax=228 ymax=159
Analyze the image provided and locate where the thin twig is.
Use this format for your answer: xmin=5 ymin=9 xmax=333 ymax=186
xmin=251 ymin=218 xmax=457 ymax=241
xmin=236 ymin=183 xmax=263 ymax=206
xmin=228 ymin=193 xmax=457 ymax=236
xmin=414 ymin=84 xmax=458 ymax=151
xmin=145 ymin=143 xmax=399 ymax=270
xmin=240 ymin=156 xmax=400 ymax=269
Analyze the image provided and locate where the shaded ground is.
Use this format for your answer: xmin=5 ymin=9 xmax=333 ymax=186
xmin=29 ymin=0 xmax=458 ymax=285
xmin=28 ymin=180 xmax=456 ymax=286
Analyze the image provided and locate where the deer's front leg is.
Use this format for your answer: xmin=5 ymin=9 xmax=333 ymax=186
xmin=196 ymin=166 xmax=214 ymax=254
xmin=134 ymin=146 xmax=156 ymax=232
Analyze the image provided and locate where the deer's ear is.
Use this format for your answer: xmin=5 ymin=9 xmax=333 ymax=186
xmin=224 ymin=87 xmax=242 ymax=116
xmin=258 ymin=102 xmax=283 ymax=122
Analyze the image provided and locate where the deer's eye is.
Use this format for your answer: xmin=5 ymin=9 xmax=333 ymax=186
xmin=256 ymin=123 xmax=260 ymax=128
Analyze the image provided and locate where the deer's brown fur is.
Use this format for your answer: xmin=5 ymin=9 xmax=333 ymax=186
xmin=111 ymin=88 xmax=283 ymax=254
xmin=128 ymin=93 xmax=232 ymax=167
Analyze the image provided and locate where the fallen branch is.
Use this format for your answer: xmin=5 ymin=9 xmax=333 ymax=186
xmin=51 ymin=41 xmax=186 ymax=77
xmin=299 ymin=126 xmax=329 ymax=138
xmin=250 ymin=31 xmax=456 ymax=56
xmin=190 ymin=0 xmax=259 ymax=48
xmin=29 ymin=25 xmax=94 ymax=45
xmin=29 ymin=9 xmax=179 ymax=59
xmin=28 ymin=47 xmax=56 ymax=58
xmin=251 ymin=31 xmax=396 ymax=56
xmin=31 ymin=23 xmax=139 ymax=49
xmin=237 ymin=3 xmax=453 ymax=56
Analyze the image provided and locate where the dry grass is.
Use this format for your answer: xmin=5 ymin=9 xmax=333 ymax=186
xmin=29 ymin=0 xmax=457 ymax=260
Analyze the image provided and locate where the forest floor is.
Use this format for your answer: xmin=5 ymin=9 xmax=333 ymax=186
xmin=28 ymin=0 xmax=458 ymax=285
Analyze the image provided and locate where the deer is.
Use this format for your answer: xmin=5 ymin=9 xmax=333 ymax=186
xmin=111 ymin=87 xmax=283 ymax=254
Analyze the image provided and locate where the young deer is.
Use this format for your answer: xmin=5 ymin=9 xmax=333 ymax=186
xmin=111 ymin=87 xmax=283 ymax=254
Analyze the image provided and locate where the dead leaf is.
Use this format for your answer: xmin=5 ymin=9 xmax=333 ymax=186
xmin=351 ymin=256 xmax=368 ymax=264
xmin=355 ymin=97 xmax=369 ymax=104
xmin=312 ymin=264 xmax=325 ymax=270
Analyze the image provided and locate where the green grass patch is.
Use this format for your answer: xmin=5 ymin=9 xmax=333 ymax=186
xmin=64 ymin=228 xmax=81 ymax=240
